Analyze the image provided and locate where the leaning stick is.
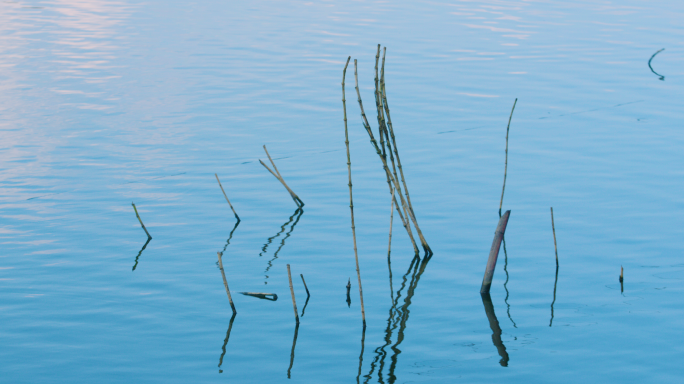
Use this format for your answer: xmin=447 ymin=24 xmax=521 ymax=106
xmin=215 ymin=173 xmax=240 ymax=221
xmin=217 ymin=252 xmax=237 ymax=314
xmin=287 ymin=264 xmax=300 ymax=324
xmin=300 ymin=274 xmax=310 ymax=297
xmin=131 ymin=203 xmax=152 ymax=239
xmin=550 ymin=207 xmax=558 ymax=267
xmin=481 ymin=210 xmax=511 ymax=294
xmin=378 ymin=51 xmax=431 ymax=255
xmin=344 ymin=57 xmax=366 ymax=327
xmin=499 ymin=99 xmax=517 ymax=217
xmin=355 ymin=58 xmax=420 ymax=256
xmin=259 ymin=146 xmax=304 ymax=207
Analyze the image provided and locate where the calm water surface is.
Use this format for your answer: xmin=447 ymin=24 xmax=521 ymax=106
xmin=1 ymin=0 xmax=684 ymax=382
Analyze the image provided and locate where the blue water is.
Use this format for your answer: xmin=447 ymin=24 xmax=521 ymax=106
xmin=1 ymin=0 xmax=684 ymax=382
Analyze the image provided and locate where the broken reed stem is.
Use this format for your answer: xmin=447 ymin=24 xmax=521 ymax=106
xmin=287 ymin=264 xmax=300 ymax=324
xmin=300 ymin=274 xmax=310 ymax=297
xmin=481 ymin=210 xmax=511 ymax=294
xmin=620 ymin=266 xmax=623 ymax=282
xmin=499 ymin=98 xmax=517 ymax=217
xmin=354 ymin=58 xmax=420 ymax=256
xmin=215 ymin=173 xmax=240 ymax=222
xmin=344 ymin=56 xmax=367 ymax=327
xmin=217 ymin=252 xmax=237 ymax=314
xmin=550 ymin=207 xmax=558 ymax=267
xmin=379 ymin=48 xmax=431 ymax=255
xmin=131 ymin=203 xmax=152 ymax=239
xmin=260 ymin=145 xmax=304 ymax=207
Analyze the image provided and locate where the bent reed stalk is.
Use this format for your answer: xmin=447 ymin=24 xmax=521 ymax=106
xmin=215 ymin=173 xmax=240 ymax=221
xmin=499 ymin=98 xmax=517 ymax=217
xmin=343 ymin=56 xmax=366 ymax=327
xmin=259 ymin=145 xmax=304 ymax=207
xmin=131 ymin=203 xmax=152 ymax=239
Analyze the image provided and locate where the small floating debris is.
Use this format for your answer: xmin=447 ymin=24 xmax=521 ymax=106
xmin=239 ymin=292 xmax=278 ymax=301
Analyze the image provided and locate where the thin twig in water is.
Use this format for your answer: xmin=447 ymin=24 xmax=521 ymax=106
xmin=259 ymin=145 xmax=304 ymax=207
xmin=499 ymin=98 xmax=517 ymax=217
xmin=648 ymin=48 xmax=665 ymax=81
xmin=131 ymin=203 xmax=152 ymax=239
xmin=215 ymin=173 xmax=240 ymax=221
xmin=217 ymin=252 xmax=237 ymax=314
xmin=344 ymin=56 xmax=366 ymax=327
xmin=300 ymin=274 xmax=310 ymax=297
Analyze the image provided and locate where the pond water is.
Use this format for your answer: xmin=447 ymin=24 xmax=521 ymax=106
xmin=1 ymin=0 xmax=683 ymax=382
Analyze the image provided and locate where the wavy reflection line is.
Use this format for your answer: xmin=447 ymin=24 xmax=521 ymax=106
xmin=131 ymin=236 xmax=151 ymax=271
xmin=481 ymin=292 xmax=509 ymax=367
xmin=502 ymin=237 xmax=517 ymax=328
xmin=550 ymin=263 xmax=559 ymax=327
xmin=287 ymin=323 xmax=300 ymax=379
xmin=365 ymin=255 xmax=432 ymax=384
xmin=218 ymin=313 xmax=237 ymax=373
xmin=364 ymin=256 xmax=418 ymax=384
xmin=263 ymin=207 xmax=304 ymax=284
xmin=220 ymin=220 xmax=241 ymax=257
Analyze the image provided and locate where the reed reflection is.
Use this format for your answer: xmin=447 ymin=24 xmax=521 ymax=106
xmin=261 ymin=207 xmax=304 ymax=284
xmin=364 ymin=254 xmax=431 ymax=383
xmin=131 ymin=236 xmax=151 ymax=271
xmin=550 ymin=264 xmax=559 ymax=327
xmin=481 ymin=292 xmax=509 ymax=367
xmin=219 ymin=220 xmax=241 ymax=258
xmin=502 ymin=237 xmax=517 ymax=328
xmin=287 ymin=323 xmax=299 ymax=379
xmin=218 ymin=313 xmax=237 ymax=373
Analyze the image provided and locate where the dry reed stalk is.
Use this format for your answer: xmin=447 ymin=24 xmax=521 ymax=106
xmin=217 ymin=252 xmax=237 ymax=314
xmin=287 ymin=264 xmax=300 ymax=324
xmin=354 ymin=58 xmax=420 ymax=256
xmin=550 ymin=207 xmax=558 ymax=267
xmin=344 ymin=56 xmax=367 ymax=327
xmin=259 ymin=145 xmax=304 ymax=207
xmin=131 ymin=203 xmax=152 ymax=239
xmin=499 ymin=98 xmax=517 ymax=217
xmin=215 ymin=173 xmax=240 ymax=221
xmin=481 ymin=210 xmax=511 ymax=294
xmin=378 ymin=49 xmax=431 ymax=255
xmin=300 ymin=274 xmax=310 ymax=297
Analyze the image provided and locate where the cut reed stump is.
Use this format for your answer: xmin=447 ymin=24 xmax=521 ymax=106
xmin=217 ymin=252 xmax=237 ymax=314
xmin=215 ymin=173 xmax=240 ymax=222
xmin=259 ymin=145 xmax=304 ymax=207
xmin=480 ymin=210 xmax=511 ymax=295
xmin=131 ymin=203 xmax=152 ymax=239
xmin=344 ymin=56 xmax=366 ymax=327
xmin=287 ymin=264 xmax=300 ymax=324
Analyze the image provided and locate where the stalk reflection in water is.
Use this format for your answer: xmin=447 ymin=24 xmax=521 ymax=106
xmin=261 ymin=207 xmax=304 ymax=284
xmin=364 ymin=254 xmax=432 ymax=383
xmin=131 ymin=236 xmax=151 ymax=271
xmin=481 ymin=292 xmax=509 ymax=367
xmin=217 ymin=313 xmax=237 ymax=373
xmin=502 ymin=237 xmax=517 ymax=328
xmin=218 ymin=220 xmax=241 ymax=267
xmin=287 ymin=323 xmax=299 ymax=379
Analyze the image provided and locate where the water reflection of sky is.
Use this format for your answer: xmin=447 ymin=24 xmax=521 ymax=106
xmin=1 ymin=0 xmax=684 ymax=382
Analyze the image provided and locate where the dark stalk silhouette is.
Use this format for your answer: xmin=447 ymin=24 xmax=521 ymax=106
xmin=262 ymin=207 xmax=304 ymax=284
xmin=648 ymin=48 xmax=665 ymax=81
xmin=131 ymin=236 xmax=151 ymax=271
xmin=218 ymin=313 xmax=237 ymax=373
xmin=287 ymin=323 xmax=299 ymax=379
xmin=550 ymin=207 xmax=559 ymax=326
xmin=502 ymin=238 xmax=517 ymax=328
xmin=481 ymin=292 xmax=509 ymax=366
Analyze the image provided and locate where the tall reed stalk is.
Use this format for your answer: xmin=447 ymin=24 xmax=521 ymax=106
xmin=343 ymin=56 xmax=366 ymax=327
xmin=499 ymin=98 xmax=517 ymax=217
